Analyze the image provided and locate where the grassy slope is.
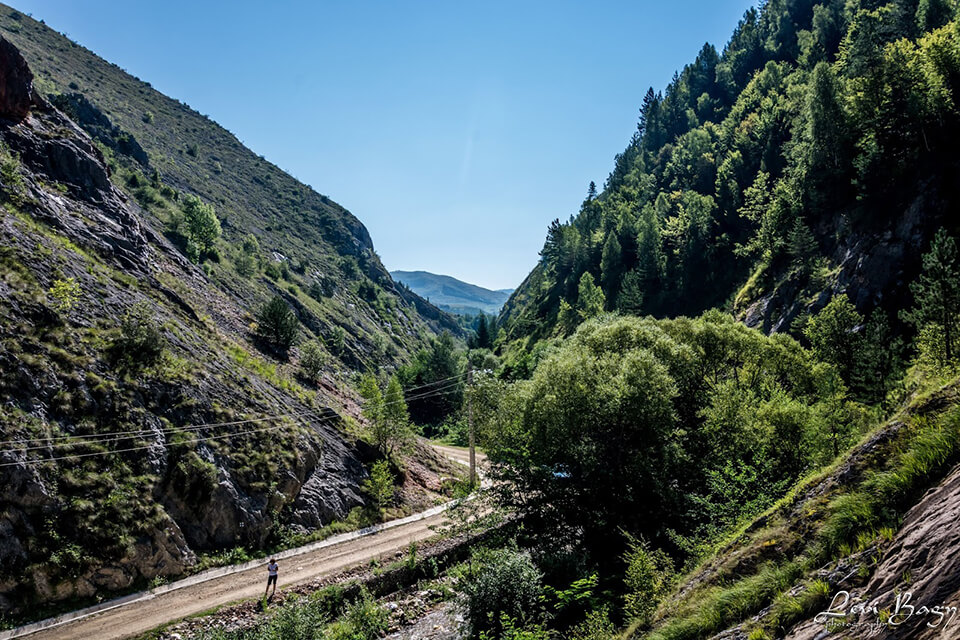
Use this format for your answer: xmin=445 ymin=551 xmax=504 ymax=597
xmin=0 ymin=5 xmax=460 ymax=371
xmin=635 ymin=373 xmax=960 ymax=640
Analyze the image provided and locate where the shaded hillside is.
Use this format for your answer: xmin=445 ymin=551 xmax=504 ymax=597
xmin=0 ymin=15 xmax=462 ymax=623
xmin=391 ymin=270 xmax=513 ymax=315
xmin=499 ymin=0 xmax=960 ymax=353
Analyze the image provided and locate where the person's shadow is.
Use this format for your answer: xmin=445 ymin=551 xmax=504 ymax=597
xmin=257 ymin=594 xmax=276 ymax=612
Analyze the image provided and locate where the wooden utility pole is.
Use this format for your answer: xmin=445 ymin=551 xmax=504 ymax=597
xmin=467 ymin=368 xmax=476 ymax=487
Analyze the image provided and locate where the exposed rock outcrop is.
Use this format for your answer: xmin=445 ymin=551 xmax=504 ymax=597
xmin=0 ymin=36 xmax=34 ymax=121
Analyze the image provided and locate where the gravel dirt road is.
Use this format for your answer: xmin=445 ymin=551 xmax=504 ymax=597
xmin=14 ymin=445 xmax=484 ymax=640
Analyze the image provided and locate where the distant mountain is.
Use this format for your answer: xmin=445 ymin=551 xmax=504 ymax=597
xmin=391 ymin=270 xmax=513 ymax=316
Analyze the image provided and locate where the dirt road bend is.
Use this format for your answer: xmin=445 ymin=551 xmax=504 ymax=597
xmin=10 ymin=446 xmax=485 ymax=640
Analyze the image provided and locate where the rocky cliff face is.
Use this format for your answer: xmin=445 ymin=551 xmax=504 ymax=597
xmin=737 ymin=196 xmax=942 ymax=335
xmin=0 ymin=38 xmax=455 ymax=618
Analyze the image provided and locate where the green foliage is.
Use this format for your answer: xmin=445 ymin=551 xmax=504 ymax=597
xmin=645 ymin=562 xmax=802 ymax=640
xmin=477 ymin=615 xmax=553 ymax=640
xmin=803 ymin=294 xmax=861 ymax=381
xmin=401 ymin=331 xmax=464 ymax=427
xmin=191 ymin=586 xmax=385 ymax=640
xmin=48 ymin=277 xmax=81 ymax=312
xmin=298 ymin=338 xmax=327 ymax=382
xmin=235 ymin=235 xmax=261 ymax=278
xmin=0 ymin=142 xmax=26 ymax=204
xmin=180 ymin=194 xmax=221 ymax=255
xmin=256 ymin=296 xmax=299 ymax=352
xmin=110 ymin=301 xmax=165 ymax=368
xmin=804 ymin=295 xmax=903 ymax=402
xmin=487 ymin=313 xmax=857 ymax=564
xmin=500 ymin=10 xmax=960 ymax=364
xmin=617 ymin=269 xmax=644 ymax=314
xmin=569 ymin=608 xmax=618 ymax=640
xmin=820 ymin=408 xmax=960 ymax=556
xmin=324 ymin=588 xmax=389 ymax=640
xmin=767 ymin=579 xmax=830 ymax=634
xmin=362 ymin=459 xmax=395 ymax=519
xmin=358 ymin=373 xmax=413 ymax=456
xmin=902 ymin=228 xmax=960 ymax=366
xmin=576 ymin=272 xmax=605 ymax=323
xmin=462 ymin=548 xmax=545 ymax=639
xmin=623 ymin=536 xmax=675 ymax=624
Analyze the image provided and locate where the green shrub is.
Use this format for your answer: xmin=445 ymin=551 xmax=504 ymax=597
xmin=181 ymin=194 xmax=221 ymax=254
xmin=48 ymin=277 xmax=82 ymax=312
xmin=0 ymin=142 xmax=26 ymax=204
xmin=110 ymin=301 xmax=165 ymax=368
xmin=256 ymin=295 xmax=299 ymax=352
xmin=623 ymin=536 xmax=675 ymax=624
xmin=570 ymin=607 xmax=618 ymax=640
xmin=235 ymin=251 xmax=256 ymax=277
xmin=462 ymin=548 xmax=545 ymax=639
xmin=478 ymin=614 xmax=553 ymax=640
xmin=328 ymin=326 xmax=347 ymax=355
xmin=325 ymin=588 xmax=389 ymax=640
xmin=299 ymin=338 xmax=328 ymax=381
xmin=362 ymin=460 xmax=395 ymax=520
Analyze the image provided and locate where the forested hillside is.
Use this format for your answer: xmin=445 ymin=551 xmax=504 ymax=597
xmin=445 ymin=2 xmax=960 ymax=639
xmin=500 ymin=0 xmax=960 ymax=358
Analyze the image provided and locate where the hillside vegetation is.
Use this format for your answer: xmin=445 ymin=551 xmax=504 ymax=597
xmin=434 ymin=0 xmax=960 ymax=639
xmin=499 ymin=0 xmax=960 ymax=360
xmin=0 ymin=6 xmax=465 ymax=624
xmin=0 ymin=5 xmax=460 ymax=371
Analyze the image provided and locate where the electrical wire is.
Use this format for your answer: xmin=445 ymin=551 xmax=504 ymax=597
xmin=0 ymin=382 xmax=469 ymax=464
xmin=0 ymin=373 xmax=466 ymax=449
xmin=0 ymin=412 xmax=335 ymax=468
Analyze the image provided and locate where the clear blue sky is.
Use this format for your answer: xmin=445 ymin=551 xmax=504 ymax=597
xmin=14 ymin=0 xmax=755 ymax=290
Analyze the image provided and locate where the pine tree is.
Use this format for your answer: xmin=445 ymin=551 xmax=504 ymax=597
xmin=618 ymin=269 xmax=645 ymax=314
xmin=636 ymin=204 xmax=663 ymax=291
xmin=577 ymin=272 xmax=606 ymax=322
xmin=476 ymin=315 xmax=492 ymax=349
xmin=600 ymin=233 xmax=623 ymax=304
xmin=916 ymin=0 xmax=952 ymax=33
xmin=540 ymin=218 xmax=565 ymax=266
xmin=902 ymin=228 xmax=960 ymax=363
xmin=587 ymin=181 xmax=598 ymax=200
xmin=853 ymin=309 xmax=903 ymax=403
xmin=638 ymin=87 xmax=657 ymax=139
xmin=788 ymin=217 xmax=818 ymax=274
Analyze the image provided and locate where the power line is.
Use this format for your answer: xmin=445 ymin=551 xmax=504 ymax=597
xmin=0 ymin=414 xmax=328 ymax=468
xmin=0 ymin=374 xmax=466 ymax=450
xmin=0 ymin=383 xmax=468 ymax=461
xmin=0 ymin=409 xmax=319 ymax=448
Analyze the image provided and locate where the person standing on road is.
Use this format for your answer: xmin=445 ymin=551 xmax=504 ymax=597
xmin=265 ymin=558 xmax=279 ymax=598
